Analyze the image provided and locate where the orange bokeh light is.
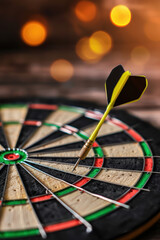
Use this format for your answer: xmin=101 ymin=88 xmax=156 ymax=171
xmin=50 ymin=59 xmax=74 ymax=82
xmin=89 ymin=31 xmax=112 ymax=55
xmin=75 ymin=1 xmax=97 ymax=22
xmin=21 ymin=21 xmax=47 ymax=46
xmin=110 ymin=5 xmax=131 ymax=27
xmin=76 ymin=37 xmax=102 ymax=63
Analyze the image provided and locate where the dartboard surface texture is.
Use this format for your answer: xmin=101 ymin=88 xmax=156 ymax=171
xmin=0 ymin=98 xmax=160 ymax=240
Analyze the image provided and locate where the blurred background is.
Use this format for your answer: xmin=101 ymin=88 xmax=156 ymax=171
xmin=0 ymin=1 xmax=160 ymax=239
xmin=0 ymin=0 xmax=160 ymax=126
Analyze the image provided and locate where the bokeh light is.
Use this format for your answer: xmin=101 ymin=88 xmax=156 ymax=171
xmin=21 ymin=21 xmax=47 ymax=46
xmin=89 ymin=31 xmax=112 ymax=55
xmin=50 ymin=59 xmax=74 ymax=82
xmin=76 ymin=37 xmax=102 ymax=63
xmin=131 ymin=46 xmax=150 ymax=65
xmin=110 ymin=5 xmax=131 ymax=27
xmin=144 ymin=19 xmax=160 ymax=42
xmin=75 ymin=1 xmax=97 ymax=22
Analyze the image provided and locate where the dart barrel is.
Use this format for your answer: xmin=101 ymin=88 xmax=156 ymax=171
xmin=78 ymin=139 xmax=94 ymax=160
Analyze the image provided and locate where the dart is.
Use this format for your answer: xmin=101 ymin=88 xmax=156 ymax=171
xmin=72 ymin=65 xmax=148 ymax=171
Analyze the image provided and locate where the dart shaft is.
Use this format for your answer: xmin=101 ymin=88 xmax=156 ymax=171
xmin=89 ymin=103 xmax=113 ymax=142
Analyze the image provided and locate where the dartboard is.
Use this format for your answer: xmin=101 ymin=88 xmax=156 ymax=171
xmin=0 ymin=98 xmax=160 ymax=240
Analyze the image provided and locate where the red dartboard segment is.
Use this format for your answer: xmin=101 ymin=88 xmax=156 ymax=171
xmin=74 ymin=178 xmax=90 ymax=187
xmin=23 ymin=120 xmax=42 ymax=126
xmin=94 ymin=158 xmax=104 ymax=167
xmin=31 ymin=194 xmax=52 ymax=203
xmin=29 ymin=104 xmax=58 ymax=110
xmin=92 ymin=142 xmax=99 ymax=147
xmin=126 ymin=129 xmax=143 ymax=142
xmin=144 ymin=158 xmax=153 ymax=172
xmin=64 ymin=125 xmax=78 ymax=133
xmin=44 ymin=219 xmax=81 ymax=233
xmin=60 ymin=127 xmax=73 ymax=134
xmin=85 ymin=111 xmax=103 ymax=120
xmin=4 ymin=153 xmax=20 ymax=161
xmin=110 ymin=118 xmax=129 ymax=130
xmin=118 ymin=189 xmax=139 ymax=204
xmin=60 ymin=123 xmax=79 ymax=134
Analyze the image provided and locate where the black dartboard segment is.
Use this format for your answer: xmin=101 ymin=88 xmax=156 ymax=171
xmin=0 ymin=98 xmax=159 ymax=240
xmin=0 ymin=123 xmax=9 ymax=149
xmin=16 ymin=105 xmax=57 ymax=148
xmin=33 ymin=199 xmax=74 ymax=225
xmin=0 ymin=165 xmax=9 ymax=200
xmin=103 ymin=157 xmax=144 ymax=171
xmin=16 ymin=164 xmax=47 ymax=197
xmin=28 ymin=156 xmax=95 ymax=167
xmin=28 ymin=140 xmax=85 ymax=154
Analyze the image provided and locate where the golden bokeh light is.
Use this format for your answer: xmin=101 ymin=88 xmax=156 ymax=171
xmin=89 ymin=31 xmax=112 ymax=55
xmin=75 ymin=1 xmax=97 ymax=22
xmin=131 ymin=46 xmax=150 ymax=65
xmin=110 ymin=5 xmax=131 ymax=27
xmin=76 ymin=37 xmax=102 ymax=63
xmin=21 ymin=21 xmax=47 ymax=46
xmin=144 ymin=19 xmax=160 ymax=42
xmin=50 ymin=59 xmax=74 ymax=82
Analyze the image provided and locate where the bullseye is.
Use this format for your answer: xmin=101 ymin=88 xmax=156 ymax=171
xmin=4 ymin=153 xmax=20 ymax=161
xmin=0 ymin=148 xmax=28 ymax=164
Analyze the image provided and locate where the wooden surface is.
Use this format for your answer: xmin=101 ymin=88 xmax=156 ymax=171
xmin=0 ymin=49 xmax=160 ymax=239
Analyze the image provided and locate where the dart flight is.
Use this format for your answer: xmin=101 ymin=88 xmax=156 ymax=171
xmin=73 ymin=65 xmax=148 ymax=171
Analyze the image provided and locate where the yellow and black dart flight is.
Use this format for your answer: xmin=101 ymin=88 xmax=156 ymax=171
xmin=106 ymin=65 xmax=148 ymax=107
xmin=72 ymin=65 xmax=148 ymax=171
